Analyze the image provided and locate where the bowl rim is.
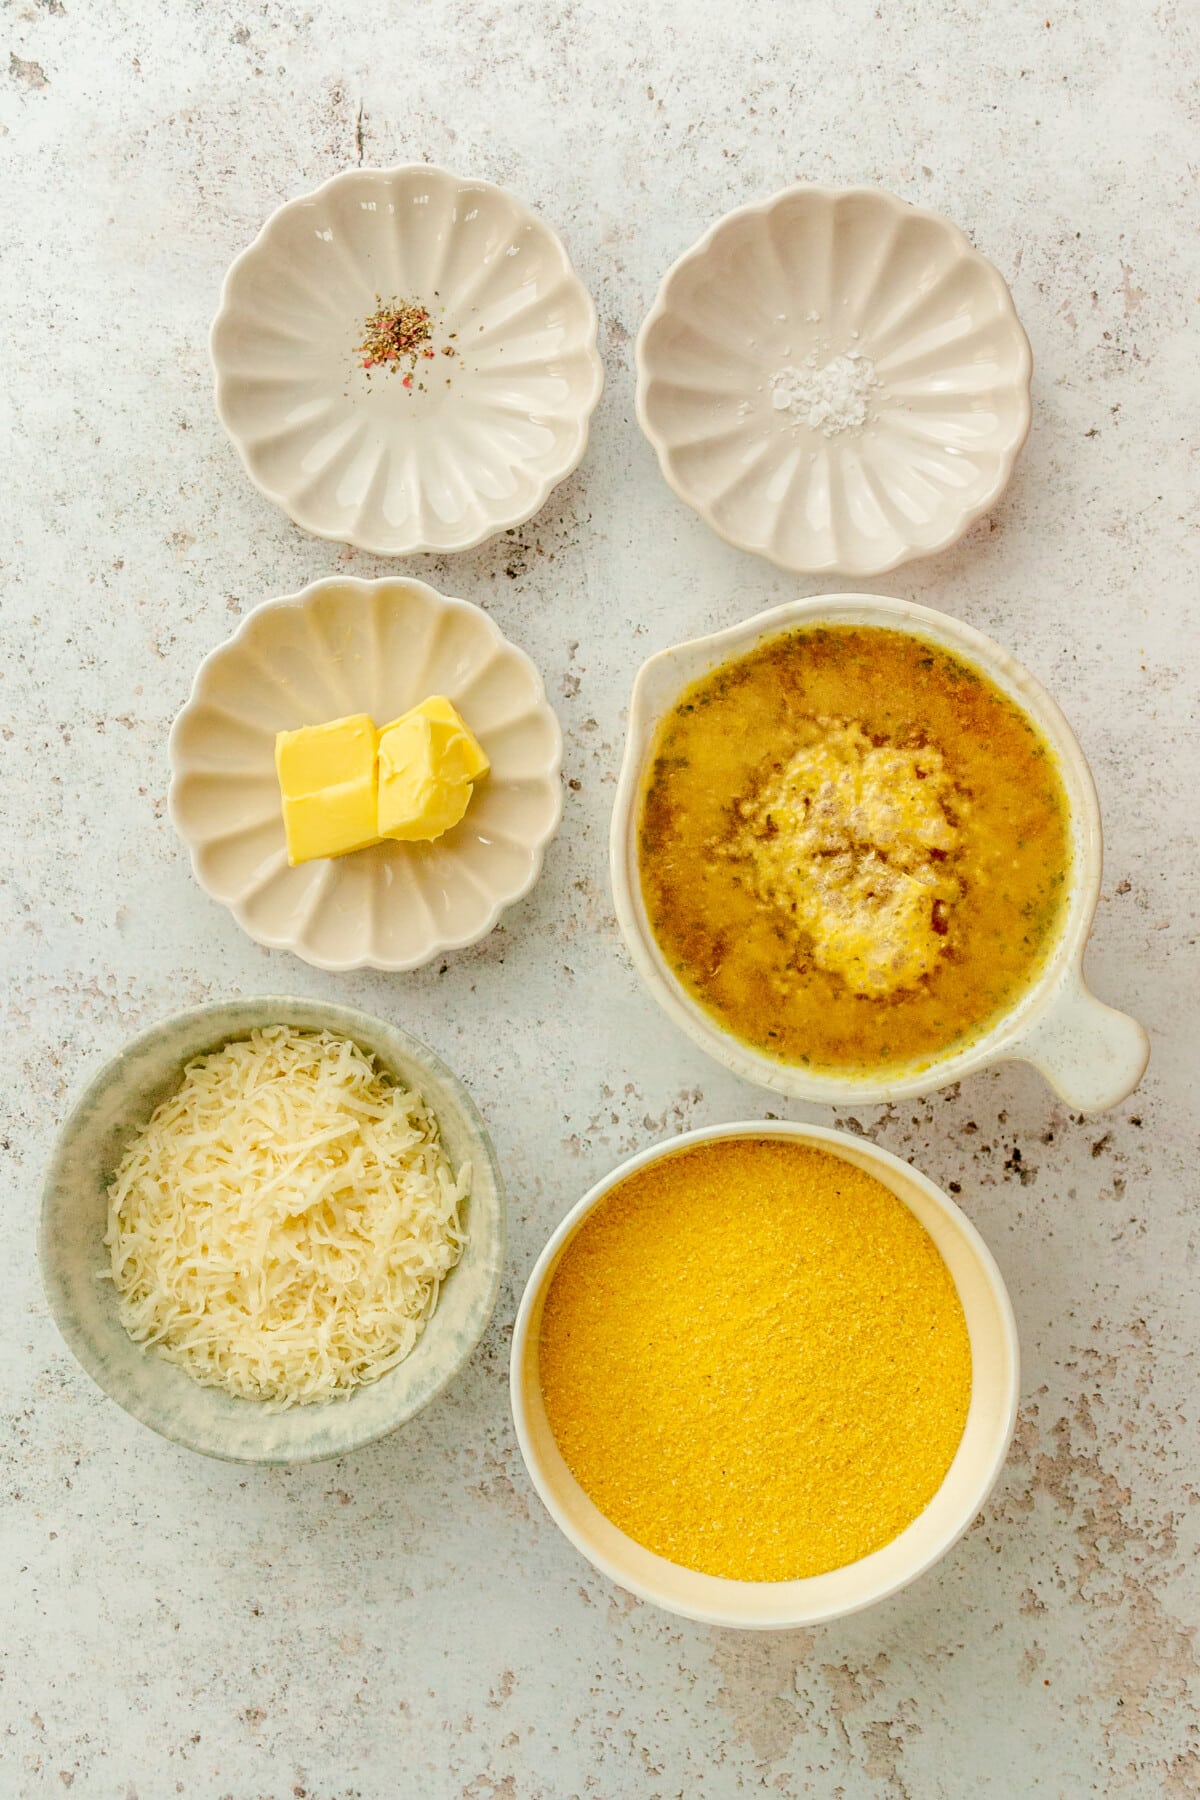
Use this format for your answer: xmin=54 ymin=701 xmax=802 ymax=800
xmin=39 ymin=995 xmax=507 ymax=1464
xmin=609 ymin=592 xmax=1125 ymax=1104
xmin=634 ymin=182 xmax=1033 ymax=578
xmin=510 ymin=1118 xmax=1020 ymax=1628
xmin=167 ymin=573 xmax=565 ymax=973
xmin=210 ymin=162 xmax=605 ymax=556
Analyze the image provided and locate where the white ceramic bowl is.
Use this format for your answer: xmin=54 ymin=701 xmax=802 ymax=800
xmin=169 ymin=576 xmax=562 ymax=972
xmin=636 ymin=185 xmax=1032 ymax=577
xmin=611 ymin=594 xmax=1149 ymax=1112
xmin=512 ymin=1120 xmax=1018 ymax=1628
xmin=211 ymin=165 xmax=603 ymax=554
xmin=40 ymin=998 xmax=505 ymax=1464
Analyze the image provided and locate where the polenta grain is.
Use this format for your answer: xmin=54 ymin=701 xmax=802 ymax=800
xmin=538 ymin=1137 xmax=972 ymax=1582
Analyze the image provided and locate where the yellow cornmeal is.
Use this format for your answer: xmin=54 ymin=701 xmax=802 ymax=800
xmin=538 ymin=1138 xmax=972 ymax=1582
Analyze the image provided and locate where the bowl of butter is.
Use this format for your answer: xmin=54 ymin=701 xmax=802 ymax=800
xmin=169 ymin=577 xmax=563 ymax=971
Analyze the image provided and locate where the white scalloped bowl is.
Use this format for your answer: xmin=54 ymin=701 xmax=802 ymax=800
xmin=169 ymin=577 xmax=563 ymax=971
xmin=211 ymin=166 xmax=604 ymax=555
xmin=636 ymin=186 xmax=1032 ymax=577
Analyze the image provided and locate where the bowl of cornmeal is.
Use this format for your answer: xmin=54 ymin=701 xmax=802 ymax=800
xmin=510 ymin=1121 xmax=1018 ymax=1628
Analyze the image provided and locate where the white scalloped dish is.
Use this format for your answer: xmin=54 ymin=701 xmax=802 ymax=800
xmin=636 ymin=186 xmax=1032 ymax=577
xmin=211 ymin=166 xmax=603 ymax=555
xmin=169 ymin=578 xmax=563 ymax=971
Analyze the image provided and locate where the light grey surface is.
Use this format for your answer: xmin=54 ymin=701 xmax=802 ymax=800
xmin=2 ymin=2 xmax=1196 ymax=1796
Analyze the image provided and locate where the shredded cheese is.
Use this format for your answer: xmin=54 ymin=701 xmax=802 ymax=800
xmin=729 ymin=717 xmax=965 ymax=998
xmin=102 ymin=1026 xmax=468 ymax=1408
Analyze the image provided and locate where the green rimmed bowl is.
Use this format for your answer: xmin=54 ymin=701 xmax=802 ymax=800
xmin=39 ymin=997 xmax=505 ymax=1463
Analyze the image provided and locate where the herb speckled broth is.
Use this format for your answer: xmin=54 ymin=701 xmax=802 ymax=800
xmin=637 ymin=625 xmax=1072 ymax=1074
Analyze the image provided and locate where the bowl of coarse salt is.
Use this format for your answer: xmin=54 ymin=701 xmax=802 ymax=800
xmin=635 ymin=185 xmax=1032 ymax=577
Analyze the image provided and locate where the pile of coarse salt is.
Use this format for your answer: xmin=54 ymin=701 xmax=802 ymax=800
xmin=770 ymin=348 xmax=878 ymax=437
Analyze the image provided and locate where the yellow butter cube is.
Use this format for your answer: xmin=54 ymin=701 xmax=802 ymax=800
xmin=378 ymin=695 xmax=490 ymax=784
xmin=275 ymin=714 xmax=380 ymax=865
xmin=377 ymin=698 xmax=486 ymax=842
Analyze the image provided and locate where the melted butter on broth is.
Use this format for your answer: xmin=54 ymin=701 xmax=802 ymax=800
xmin=638 ymin=625 xmax=1072 ymax=1074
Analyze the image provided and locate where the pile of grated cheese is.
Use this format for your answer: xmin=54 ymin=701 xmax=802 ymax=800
xmin=729 ymin=717 xmax=964 ymax=998
xmin=103 ymin=1026 xmax=469 ymax=1408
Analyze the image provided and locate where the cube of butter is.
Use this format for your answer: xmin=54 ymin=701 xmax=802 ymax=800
xmin=382 ymin=695 xmax=490 ymax=783
xmin=275 ymin=713 xmax=380 ymax=866
xmin=377 ymin=697 xmax=488 ymax=842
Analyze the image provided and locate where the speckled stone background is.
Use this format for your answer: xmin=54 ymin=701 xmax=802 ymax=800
xmin=3 ymin=1 xmax=1197 ymax=1795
